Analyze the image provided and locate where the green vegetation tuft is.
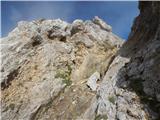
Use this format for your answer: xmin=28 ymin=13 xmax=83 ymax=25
xmin=95 ymin=114 xmax=108 ymax=120
xmin=55 ymin=64 xmax=72 ymax=87
xmin=108 ymin=96 xmax=116 ymax=104
xmin=62 ymin=79 xmax=72 ymax=86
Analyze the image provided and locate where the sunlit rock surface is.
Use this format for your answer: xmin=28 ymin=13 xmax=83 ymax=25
xmin=1 ymin=16 xmax=122 ymax=120
xmin=1 ymin=1 xmax=160 ymax=120
xmin=82 ymin=1 xmax=160 ymax=120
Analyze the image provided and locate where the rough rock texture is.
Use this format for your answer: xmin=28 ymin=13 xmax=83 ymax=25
xmin=81 ymin=1 xmax=160 ymax=120
xmin=87 ymin=71 xmax=100 ymax=91
xmin=1 ymin=1 xmax=160 ymax=120
xmin=1 ymin=17 xmax=122 ymax=120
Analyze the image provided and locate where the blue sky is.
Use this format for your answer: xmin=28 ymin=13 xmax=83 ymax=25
xmin=1 ymin=1 xmax=139 ymax=39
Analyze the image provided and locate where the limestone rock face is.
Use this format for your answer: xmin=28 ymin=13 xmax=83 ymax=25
xmin=87 ymin=71 xmax=100 ymax=91
xmin=1 ymin=17 xmax=122 ymax=120
xmin=1 ymin=1 xmax=160 ymax=120
xmin=82 ymin=1 xmax=160 ymax=120
xmin=93 ymin=16 xmax=112 ymax=32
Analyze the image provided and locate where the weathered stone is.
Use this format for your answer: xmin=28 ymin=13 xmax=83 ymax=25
xmin=87 ymin=71 xmax=100 ymax=91
xmin=71 ymin=19 xmax=85 ymax=35
xmin=93 ymin=16 xmax=112 ymax=32
xmin=71 ymin=33 xmax=94 ymax=48
xmin=1 ymin=15 xmax=123 ymax=120
xmin=81 ymin=2 xmax=160 ymax=120
xmin=1 ymin=2 xmax=160 ymax=120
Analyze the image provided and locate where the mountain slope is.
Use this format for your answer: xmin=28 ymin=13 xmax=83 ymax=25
xmin=1 ymin=17 xmax=122 ymax=120
xmin=83 ymin=1 xmax=160 ymax=120
xmin=1 ymin=1 xmax=160 ymax=120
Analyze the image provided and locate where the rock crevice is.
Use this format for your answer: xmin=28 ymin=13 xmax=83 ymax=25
xmin=1 ymin=2 xmax=160 ymax=120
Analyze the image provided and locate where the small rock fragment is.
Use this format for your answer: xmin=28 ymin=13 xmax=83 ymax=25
xmin=72 ymin=33 xmax=94 ymax=48
xmin=87 ymin=71 xmax=100 ymax=91
xmin=47 ymin=25 xmax=69 ymax=40
xmin=93 ymin=16 xmax=112 ymax=32
xmin=71 ymin=19 xmax=85 ymax=35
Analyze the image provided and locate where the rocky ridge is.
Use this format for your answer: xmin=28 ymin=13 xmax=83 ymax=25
xmin=1 ymin=16 xmax=122 ymax=120
xmin=1 ymin=1 xmax=160 ymax=120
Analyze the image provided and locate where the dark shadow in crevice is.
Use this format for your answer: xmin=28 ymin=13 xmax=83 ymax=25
xmin=1 ymin=67 xmax=21 ymax=90
xmin=118 ymin=1 xmax=160 ymax=58
xmin=115 ymin=1 xmax=160 ymax=119
xmin=31 ymin=35 xmax=42 ymax=47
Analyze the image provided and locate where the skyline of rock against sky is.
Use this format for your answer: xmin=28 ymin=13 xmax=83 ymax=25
xmin=1 ymin=1 xmax=139 ymax=39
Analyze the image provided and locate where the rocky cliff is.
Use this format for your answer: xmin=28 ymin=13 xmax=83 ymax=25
xmin=83 ymin=2 xmax=160 ymax=120
xmin=1 ymin=1 xmax=160 ymax=120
